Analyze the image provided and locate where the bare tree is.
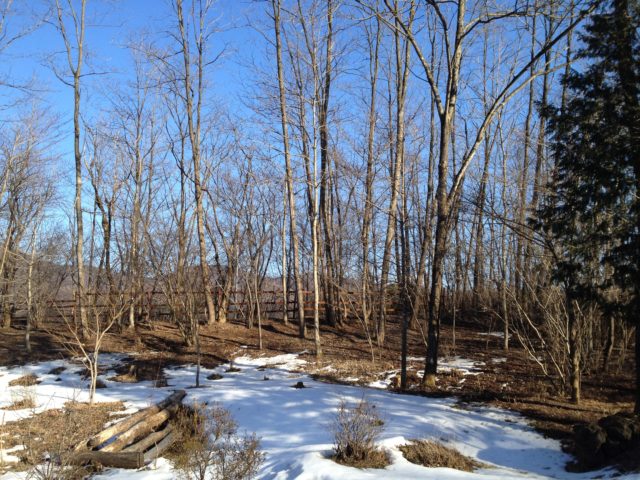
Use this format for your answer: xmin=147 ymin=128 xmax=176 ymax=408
xmin=271 ymin=0 xmax=307 ymax=338
xmin=174 ymin=0 xmax=218 ymax=325
xmin=52 ymin=0 xmax=88 ymax=338
xmin=379 ymin=0 xmax=597 ymax=387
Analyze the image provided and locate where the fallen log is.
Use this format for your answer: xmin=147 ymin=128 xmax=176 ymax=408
xmin=143 ymin=430 xmax=177 ymax=463
xmin=68 ymin=451 xmax=144 ymax=469
xmin=84 ymin=390 xmax=185 ymax=449
xmin=122 ymin=424 xmax=174 ymax=453
xmin=100 ymin=404 xmax=179 ymax=453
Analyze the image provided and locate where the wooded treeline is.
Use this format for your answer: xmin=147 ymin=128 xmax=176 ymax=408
xmin=0 ymin=0 xmax=638 ymax=409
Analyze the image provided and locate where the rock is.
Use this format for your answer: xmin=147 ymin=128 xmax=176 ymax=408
xmin=292 ymin=381 xmax=306 ymax=389
xmin=601 ymin=438 xmax=623 ymax=459
xmin=573 ymin=423 xmax=606 ymax=467
xmin=574 ymin=413 xmax=640 ymax=470
xmin=207 ymin=373 xmax=223 ymax=380
xmin=598 ymin=413 xmax=640 ymax=443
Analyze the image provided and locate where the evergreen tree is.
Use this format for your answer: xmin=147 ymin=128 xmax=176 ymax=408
xmin=539 ymin=0 xmax=640 ymax=411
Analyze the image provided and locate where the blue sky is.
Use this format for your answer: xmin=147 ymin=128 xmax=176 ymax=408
xmin=1 ymin=0 xmax=266 ymax=190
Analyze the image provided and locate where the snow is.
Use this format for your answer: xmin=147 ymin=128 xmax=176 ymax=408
xmin=0 ymin=355 xmax=135 ymax=423
xmin=437 ymin=356 xmax=485 ymax=375
xmin=479 ymin=332 xmax=511 ymax=340
xmin=0 ymin=445 xmax=23 ymax=465
xmin=0 ymin=352 xmax=632 ymax=480
xmin=369 ymin=371 xmax=397 ymax=389
xmin=367 ymin=356 xmax=485 ymax=390
xmin=405 ymin=356 xmax=484 ymax=375
xmin=236 ymin=353 xmax=307 ymax=372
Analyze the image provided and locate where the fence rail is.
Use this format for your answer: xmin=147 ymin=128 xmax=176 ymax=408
xmin=5 ymin=287 xmax=411 ymax=327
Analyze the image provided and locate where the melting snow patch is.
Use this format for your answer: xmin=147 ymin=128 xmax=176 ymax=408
xmin=234 ymin=353 xmax=308 ymax=372
xmin=439 ymin=356 xmax=485 ymax=375
xmin=0 ymin=445 xmax=24 ymax=465
xmin=369 ymin=371 xmax=398 ymax=389
xmin=479 ymin=332 xmax=511 ymax=340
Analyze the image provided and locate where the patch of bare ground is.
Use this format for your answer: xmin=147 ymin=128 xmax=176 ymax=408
xmin=108 ymin=359 xmax=168 ymax=387
xmin=0 ymin=401 xmax=124 ymax=474
xmin=399 ymin=440 xmax=486 ymax=471
xmin=310 ymin=358 xmax=397 ymax=386
xmin=0 ymin=328 xmax=70 ymax=367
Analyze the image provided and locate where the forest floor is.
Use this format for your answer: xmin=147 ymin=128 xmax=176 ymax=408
xmin=1 ymin=315 xmax=634 ymax=452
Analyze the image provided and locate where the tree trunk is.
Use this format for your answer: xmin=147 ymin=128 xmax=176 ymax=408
xmin=635 ymin=323 xmax=640 ymax=414
xmin=272 ymin=0 xmax=306 ymax=338
xmin=379 ymin=1 xmax=413 ymax=345
xmin=567 ymin=296 xmax=581 ymax=404
xmin=176 ymin=0 xmax=216 ymax=326
xmin=361 ymin=12 xmax=380 ymax=336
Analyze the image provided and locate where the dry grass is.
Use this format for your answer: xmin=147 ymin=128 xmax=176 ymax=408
xmin=332 ymin=448 xmax=389 ymax=469
xmin=3 ymin=384 xmax=37 ymax=411
xmin=2 ymin=398 xmax=36 ymax=411
xmin=8 ymin=374 xmax=39 ymax=387
xmin=0 ymin=401 xmax=124 ymax=474
xmin=399 ymin=440 xmax=484 ymax=472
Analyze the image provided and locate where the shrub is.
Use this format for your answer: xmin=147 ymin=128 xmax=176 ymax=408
xmin=172 ymin=403 xmax=264 ymax=480
xmin=331 ymin=399 xmax=388 ymax=468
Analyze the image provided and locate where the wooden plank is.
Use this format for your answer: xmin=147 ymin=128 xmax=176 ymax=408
xmin=143 ymin=431 xmax=177 ymax=463
xmin=100 ymin=405 xmax=178 ymax=452
xmin=69 ymin=451 xmax=144 ymax=469
xmin=85 ymin=390 xmax=185 ymax=449
xmin=122 ymin=424 xmax=173 ymax=453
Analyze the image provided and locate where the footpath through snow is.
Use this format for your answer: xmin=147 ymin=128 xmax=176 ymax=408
xmin=0 ymin=352 xmax=633 ymax=480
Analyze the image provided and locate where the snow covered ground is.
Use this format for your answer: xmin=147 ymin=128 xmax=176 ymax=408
xmin=0 ymin=353 xmax=634 ymax=480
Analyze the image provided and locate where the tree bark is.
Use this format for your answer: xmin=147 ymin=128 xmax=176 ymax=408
xmin=378 ymin=1 xmax=413 ymax=345
xmin=176 ymin=0 xmax=216 ymax=326
xmin=69 ymin=451 xmax=144 ymax=469
xmin=55 ymin=0 xmax=88 ymax=339
xmin=272 ymin=0 xmax=306 ymax=338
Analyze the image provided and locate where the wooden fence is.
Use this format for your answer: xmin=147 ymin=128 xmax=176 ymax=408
xmin=6 ymin=288 xmax=409 ymax=327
